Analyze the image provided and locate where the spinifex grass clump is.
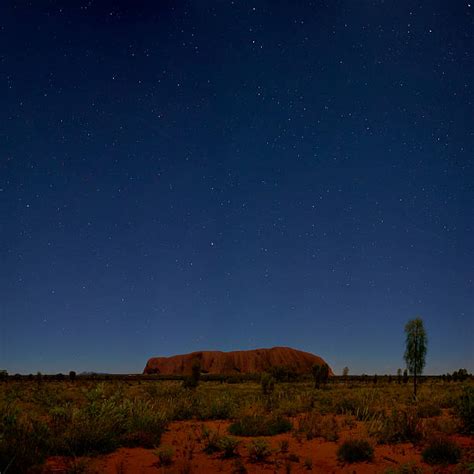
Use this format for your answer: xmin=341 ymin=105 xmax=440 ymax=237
xmin=229 ymin=413 xmax=292 ymax=436
xmin=298 ymin=412 xmax=339 ymax=441
xmin=372 ymin=408 xmax=423 ymax=444
xmin=422 ymin=437 xmax=461 ymax=465
xmin=455 ymin=386 xmax=474 ymax=434
xmin=155 ymin=446 xmax=174 ymax=466
xmin=53 ymin=387 xmax=167 ymax=455
xmin=218 ymin=436 xmax=240 ymax=458
xmin=416 ymin=400 xmax=442 ymax=418
xmin=0 ymin=403 xmax=50 ymax=474
xmin=337 ymin=439 xmax=374 ymax=463
xmin=201 ymin=426 xmax=223 ymax=454
xmin=247 ymin=438 xmax=271 ymax=462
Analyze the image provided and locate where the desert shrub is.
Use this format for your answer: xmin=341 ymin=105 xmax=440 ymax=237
xmin=303 ymin=457 xmax=313 ymax=470
xmin=49 ymin=405 xmax=72 ymax=430
xmin=416 ymin=401 xmax=441 ymax=418
xmin=0 ymin=403 xmax=51 ymax=474
xmin=422 ymin=437 xmax=461 ymax=465
xmin=423 ymin=416 xmax=459 ymax=437
xmin=247 ymin=438 xmax=271 ymax=462
xmin=166 ymin=389 xmax=197 ymax=420
xmin=61 ymin=403 xmax=123 ymax=454
xmin=155 ymin=446 xmax=174 ymax=466
xmin=278 ymin=439 xmax=289 ymax=453
xmin=312 ymin=363 xmax=330 ymax=388
xmin=196 ymin=392 xmax=238 ymax=420
xmin=337 ymin=439 xmax=374 ymax=463
xmin=183 ymin=359 xmax=201 ymax=389
xmin=455 ymin=386 xmax=474 ymax=434
xmin=298 ymin=412 xmax=339 ymax=441
xmin=60 ymin=395 xmax=167 ymax=455
xmin=274 ymin=391 xmax=314 ymax=416
xmin=261 ymin=374 xmax=276 ymax=396
xmin=218 ymin=436 xmax=240 ymax=458
xmin=201 ymin=426 xmax=223 ymax=454
xmin=334 ymin=396 xmax=358 ymax=415
xmin=270 ymin=366 xmax=298 ymax=382
xmin=229 ymin=414 xmax=292 ymax=436
xmin=373 ymin=408 xmax=422 ymax=444
xmin=333 ymin=389 xmax=381 ymax=421
xmin=120 ymin=398 xmax=167 ymax=447
xmin=32 ymin=383 xmax=65 ymax=409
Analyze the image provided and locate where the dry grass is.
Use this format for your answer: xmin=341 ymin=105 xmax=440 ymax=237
xmin=0 ymin=377 xmax=472 ymax=472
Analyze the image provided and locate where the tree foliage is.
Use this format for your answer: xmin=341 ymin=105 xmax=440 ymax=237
xmin=312 ymin=363 xmax=329 ymax=389
xmin=183 ymin=358 xmax=201 ymax=389
xmin=404 ymin=317 xmax=427 ymax=397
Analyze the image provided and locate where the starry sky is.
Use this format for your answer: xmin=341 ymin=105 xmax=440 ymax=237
xmin=1 ymin=1 xmax=473 ymax=375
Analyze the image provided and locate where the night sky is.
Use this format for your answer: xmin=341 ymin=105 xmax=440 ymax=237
xmin=1 ymin=1 xmax=473 ymax=375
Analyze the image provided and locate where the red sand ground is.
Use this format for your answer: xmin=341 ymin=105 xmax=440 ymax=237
xmin=44 ymin=418 xmax=474 ymax=473
xmin=143 ymin=347 xmax=333 ymax=376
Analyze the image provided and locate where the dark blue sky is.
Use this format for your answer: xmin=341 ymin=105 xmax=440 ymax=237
xmin=1 ymin=1 xmax=472 ymax=375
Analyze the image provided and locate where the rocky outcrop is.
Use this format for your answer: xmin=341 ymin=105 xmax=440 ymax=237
xmin=143 ymin=346 xmax=332 ymax=376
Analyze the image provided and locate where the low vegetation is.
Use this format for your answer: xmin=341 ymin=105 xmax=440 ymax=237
xmin=421 ymin=436 xmax=461 ymax=465
xmin=229 ymin=414 xmax=292 ymax=437
xmin=247 ymin=438 xmax=271 ymax=462
xmin=0 ymin=375 xmax=472 ymax=472
xmin=337 ymin=439 xmax=374 ymax=463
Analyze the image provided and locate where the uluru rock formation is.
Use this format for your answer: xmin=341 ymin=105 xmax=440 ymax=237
xmin=143 ymin=346 xmax=332 ymax=376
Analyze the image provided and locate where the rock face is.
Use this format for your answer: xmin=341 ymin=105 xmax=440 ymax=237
xmin=143 ymin=346 xmax=332 ymax=376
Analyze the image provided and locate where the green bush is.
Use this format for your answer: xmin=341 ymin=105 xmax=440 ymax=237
xmin=60 ymin=396 xmax=166 ymax=455
xmin=0 ymin=404 xmax=50 ymax=474
xmin=298 ymin=412 xmax=339 ymax=441
xmin=155 ymin=446 xmax=174 ymax=466
xmin=337 ymin=439 xmax=374 ymax=463
xmin=218 ymin=436 xmax=240 ymax=458
xmin=247 ymin=438 xmax=271 ymax=462
xmin=269 ymin=366 xmax=298 ymax=382
xmin=374 ymin=408 xmax=422 ymax=444
xmin=120 ymin=399 xmax=167 ymax=448
xmin=183 ymin=359 xmax=201 ymax=389
xmin=195 ymin=392 xmax=238 ymax=420
xmin=455 ymin=386 xmax=474 ymax=434
xmin=229 ymin=414 xmax=292 ymax=436
xmin=201 ymin=426 xmax=222 ymax=454
xmin=312 ymin=363 xmax=330 ymax=388
xmin=261 ymin=374 xmax=276 ymax=396
xmin=422 ymin=437 xmax=461 ymax=465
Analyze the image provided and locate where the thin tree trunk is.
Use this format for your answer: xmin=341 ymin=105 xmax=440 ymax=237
xmin=414 ymin=325 xmax=418 ymax=400
xmin=414 ymin=366 xmax=417 ymax=399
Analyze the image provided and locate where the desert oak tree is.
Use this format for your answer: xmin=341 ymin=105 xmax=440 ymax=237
xmin=404 ymin=317 xmax=427 ymax=399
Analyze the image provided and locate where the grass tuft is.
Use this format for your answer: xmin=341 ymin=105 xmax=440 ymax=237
xmin=337 ymin=439 xmax=374 ymax=463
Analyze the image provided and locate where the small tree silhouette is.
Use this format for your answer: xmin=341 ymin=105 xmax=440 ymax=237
xmin=261 ymin=373 xmax=275 ymax=395
xmin=404 ymin=317 xmax=427 ymax=399
xmin=403 ymin=369 xmax=409 ymax=384
xmin=312 ymin=363 xmax=329 ymax=389
xmin=397 ymin=368 xmax=402 ymax=384
xmin=342 ymin=366 xmax=349 ymax=379
xmin=184 ymin=358 xmax=201 ymax=389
